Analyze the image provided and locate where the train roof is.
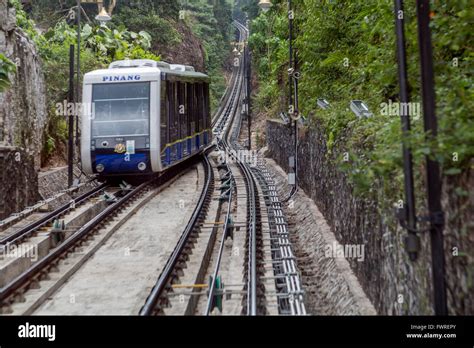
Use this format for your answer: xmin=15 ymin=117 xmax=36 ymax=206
xmin=84 ymin=59 xmax=209 ymax=84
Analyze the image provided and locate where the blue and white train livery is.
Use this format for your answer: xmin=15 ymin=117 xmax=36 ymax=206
xmin=81 ymin=59 xmax=212 ymax=179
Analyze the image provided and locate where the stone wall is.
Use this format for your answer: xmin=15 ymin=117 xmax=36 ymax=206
xmin=264 ymin=156 xmax=376 ymax=315
xmin=38 ymin=166 xmax=72 ymax=199
xmin=0 ymin=0 xmax=47 ymax=219
xmin=0 ymin=0 xmax=47 ymax=169
xmin=0 ymin=146 xmax=39 ymax=220
xmin=266 ymin=118 xmax=474 ymax=315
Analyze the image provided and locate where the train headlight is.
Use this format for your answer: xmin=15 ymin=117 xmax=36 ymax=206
xmin=96 ymin=164 xmax=105 ymax=173
xmin=138 ymin=162 xmax=147 ymax=171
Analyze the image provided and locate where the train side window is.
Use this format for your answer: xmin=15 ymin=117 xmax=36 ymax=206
xmin=174 ymin=82 xmax=179 ymax=142
xmin=168 ymin=81 xmax=179 ymax=143
xmin=188 ymin=82 xmax=195 ymax=135
xmin=194 ymin=83 xmax=201 ymax=133
xmin=178 ymin=82 xmax=187 ymax=139
xmin=161 ymin=81 xmax=168 ymax=151
xmin=204 ymin=83 xmax=210 ymax=130
xmin=199 ymin=83 xmax=205 ymax=131
xmin=166 ymin=81 xmax=172 ymax=144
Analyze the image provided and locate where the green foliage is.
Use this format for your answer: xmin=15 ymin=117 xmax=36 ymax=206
xmin=42 ymin=21 xmax=160 ymax=63
xmin=183 ymin=0 xmax=233 ymax=111
xmin=113 ymin=7 xmax=182 ymax=49
xmin=9 ymin=0 xmax=46 ymax=46
xmin=116 ymin=0 xmax=180 ymax=19
xmin=115 ymin=0 xmax=233 ymax=112
xmin=234 ymin=0 xmax=260 ymax=21
xmin=0 ymin=54 xmax=16 ymax=92
xmin=249 ymin=0 xmax=473 ymax=198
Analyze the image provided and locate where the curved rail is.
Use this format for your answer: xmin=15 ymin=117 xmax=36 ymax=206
xmin=140 ymin=21 xmax=259 ymax=316
xmin=139 ymin=154 xmax=214 ymax=315
xmin=210 ymin=20 xmax=260 ymax=315
xmin=230 ymin=21 xmax=259 ymax=315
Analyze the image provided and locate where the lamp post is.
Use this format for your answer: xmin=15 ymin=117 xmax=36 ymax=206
xmin=258 ymin=0 xmax=273 ymax=13
xmin=259 ymin=0 xmax=299 ymax=199
xmin=68 ymin=44 xmax=75 ymax=188
xmin=69 ymin=1 xmax=111 ymax=188
xmin=394 ymin=0 xmax=448 ymax=316
xmin=96 ymin=6 xmax=112 ymax=26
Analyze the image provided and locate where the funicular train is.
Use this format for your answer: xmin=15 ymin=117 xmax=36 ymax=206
xmin=81 ymin=59 xmax=211 ymax=179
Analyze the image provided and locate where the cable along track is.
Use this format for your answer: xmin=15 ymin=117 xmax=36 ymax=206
xmin=208 ymin=21 xmax=265 ymax=315
xmin=222 ymin=20 xmax=306 ymax=315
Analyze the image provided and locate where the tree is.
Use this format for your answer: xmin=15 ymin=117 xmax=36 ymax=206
xmin=0 ymin=54 xmax=16 ymax=92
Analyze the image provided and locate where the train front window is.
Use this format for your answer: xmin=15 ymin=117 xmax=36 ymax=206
xmin=92 ymin=82 xmax=150 ymax=138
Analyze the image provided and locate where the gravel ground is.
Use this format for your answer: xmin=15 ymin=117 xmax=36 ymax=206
xmin=263 ymin=155 xmax=376 ymax=315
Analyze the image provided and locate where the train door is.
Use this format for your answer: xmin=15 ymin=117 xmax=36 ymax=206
xmin=160 ymin=80 xmax=169 ymax=166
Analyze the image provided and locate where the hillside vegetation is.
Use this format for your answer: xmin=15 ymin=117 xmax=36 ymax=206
xmin=247 ymin=0 xmax=473 ymax=200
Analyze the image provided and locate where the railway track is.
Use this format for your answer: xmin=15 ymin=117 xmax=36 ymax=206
xmin=139 ymin=155 xmax=216 ymax=315
xmin=204 ymin=21 xmax=305 ymax=315
xmin=0 ymin=182 xmax=108 ymax=246
xmin=0 ymin=177 xmax=100 ymax=233
xmin=0 ymin=57 xmax=241 ymax=315
xmin=138 ymin=21 xmax=254 ymax=316
xmin=139 ymin=21 xmax=291 ymax=316
xmin=0 ymin=20 xmax=306 ymax=317
xmin=0 ymin=156 xmax=202 ymax=314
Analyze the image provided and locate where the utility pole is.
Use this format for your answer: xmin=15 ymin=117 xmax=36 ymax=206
xmin=68 ymin=45 xmax=75 ymax=188
xmin=288 ymin=0 xmax=293 ymax=114
xmin=416 ymin=0 xmax=448 ymax=315
xmin=75 ymin=0 xmax=81 ymax=152
xmin=393 ymin=0 xmax=419 ymax=261
xmin=246 ymin=45 xmax=252 ymax=150
xmin=288 ymin=0 xmax=298 ymax=195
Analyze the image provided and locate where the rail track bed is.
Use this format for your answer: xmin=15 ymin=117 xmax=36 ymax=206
xmin=140 ymin=21 xmax=305 ymax=316
xmin=0 ymin=21 xmax=306 ymax=317
xmin=0 ymin=163 xmax=203 ymax=315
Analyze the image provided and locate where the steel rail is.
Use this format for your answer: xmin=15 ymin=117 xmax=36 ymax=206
xmin=204 ymin=173 xmax=233 ymax=315
xmin=213 ymin=23 xmax=246 ymax=135
xmin=0 ymin=179 xmax=150 ymax=303
xmin=211 ymin=68 xmax=237 ymax=126
xmin=231 ymin=21 xmax=259 ymax=316
xmin=0 ymin=182 xmax=108 ymax=246
xmin=139 ymin=155 xmax=214 ymax=316
xmin=141 ymin=21 xmax=255 ymax=316
xmin=213 ymin=66 xmax=243 ymax=135
xmin=202 ymin=23 xmax=249 ymax=314
xmin=140 ymin=21 xmax=247 ymax=316
xmin=238 ymin=155 xmax=258 ymax=315
xmin=233 ymin=21 xmax=306 ymax=316
xmin=217 ymin=20 xmax=259 ymax=316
